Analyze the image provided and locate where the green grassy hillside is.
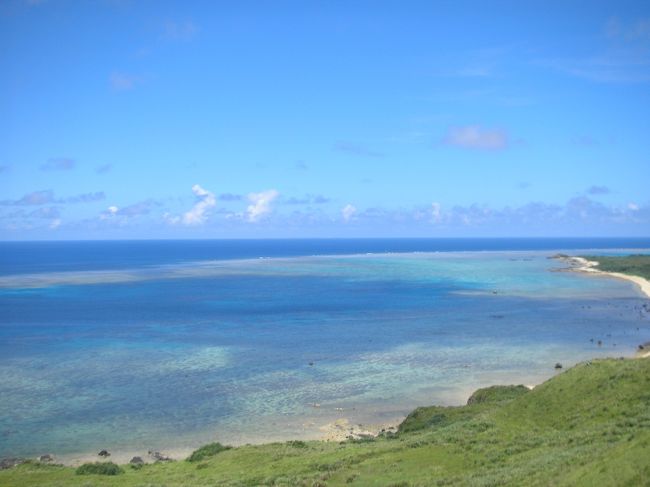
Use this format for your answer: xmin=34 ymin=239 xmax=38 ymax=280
xmin=2 ymin=358 xmax=649 ymax=486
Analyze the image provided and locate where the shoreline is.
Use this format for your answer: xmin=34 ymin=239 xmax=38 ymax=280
xmin=555 ymin=255 xmax=650 ymax=299
xmin=15 ymin=356 xmax=650 ymax=468
xmin=555 ymin=254 xmax=650 ymax=359
xmin=26 ymin=417 xmax=406 ymax=467
xmin=4 ymin=252 xmax=649 ymax=468
xmin=16 ymin=350 xmax=647 ymax=467
xmin=9 ymin=354 xmax=649 ymax=467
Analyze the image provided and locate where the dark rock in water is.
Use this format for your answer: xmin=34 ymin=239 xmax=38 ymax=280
xmin=308 ymin=362 xmax=314 ymax=366
xmin=39 ymin=454 xmax=53 ymax=462
xmin=597 ymin=340 xmax=603 ymax=346
xmin=98 ymin=449 xmax=110 ymax=457
xmin=551 ymin=253 xmax=570 ymax=260
xmin=0 ymin=458 xmax=26 ymax=470
xmin=148 ymin=450 xmax=171 ymax=462
xmin=130 ymin=456 xmax=144 ymax=465
xmin=639 ymin=344 xmax=646 ymax=350
xmin=555 ymin=363 xmax=563 ymax=369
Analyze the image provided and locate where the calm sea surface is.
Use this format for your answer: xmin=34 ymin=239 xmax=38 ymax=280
xmin=1 ymin=238 xmax=649 ymax=458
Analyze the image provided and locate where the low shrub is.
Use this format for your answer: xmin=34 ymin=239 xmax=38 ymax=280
xmin=466 ymin=385 xmax=530 ymax=405
xmin=288 ymin=440 xmax=308 ymax=448
xmin=187 ymin=442 xmax=231 ymax=462
xmin=75 ymin=462 xmax=123 ymax=475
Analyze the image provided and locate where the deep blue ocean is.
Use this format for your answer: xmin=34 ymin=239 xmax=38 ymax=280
xmin=1 ymin=238 xmax=649 ymax=461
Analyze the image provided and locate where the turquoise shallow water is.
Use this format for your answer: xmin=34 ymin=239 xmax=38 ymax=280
xmin=1 ymin=242 xmax=649 ymax=458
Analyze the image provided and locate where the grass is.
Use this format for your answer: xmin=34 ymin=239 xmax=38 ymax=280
xmin=582 ymin=254 xmax=650 ymax=280
xmin=1 ymin=357 xmax=649 ymax=486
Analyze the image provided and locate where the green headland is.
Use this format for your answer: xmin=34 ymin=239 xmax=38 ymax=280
xmin=581 ymin=254 xmax=650 ymax=280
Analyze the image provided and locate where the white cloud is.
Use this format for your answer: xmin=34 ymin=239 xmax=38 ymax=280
xmin=246 ymin=189 xmax=279 ymax=222
xmin=163 ymin=184 xmax=217 ymax=226
xmin=49 ymin=218 xmax=61 ymax=229
xmin=101 ymin=201 xmax=155 ymax=221
xmin=443 ymin=125 xmax=509 ymax=150
xmin=342 ymin=204 xmax=357 ymax=222
xmin=100 ymin=205 xmax=119 ymax=221
xmin=628 ymin=202 xmax=639 ymax=211
xmin=181 ymin=184 xmax=216 ymax=225
xmin=431 ymin=202 xmax=442 ymax=223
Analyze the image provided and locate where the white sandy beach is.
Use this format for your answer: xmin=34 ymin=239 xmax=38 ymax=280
xmin=559 ymin=255 xmax=650 ymax=299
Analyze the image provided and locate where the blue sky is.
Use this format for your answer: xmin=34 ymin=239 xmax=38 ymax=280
xmin=1 ymin=0 xmax=649 ymax=239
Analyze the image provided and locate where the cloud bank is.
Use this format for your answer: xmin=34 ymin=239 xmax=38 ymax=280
xmin=587 ymin=185 xmax=611 ymax=195
xmin=1 ymin=190 xmax=105 ymax=206
xmin=284 ymin=194 xmax=330 ymax=205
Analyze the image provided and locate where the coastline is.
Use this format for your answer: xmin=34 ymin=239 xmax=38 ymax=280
xmin=42 ymin=417 xmax=405 ymax=467
xmin=556 ymin=255 xmax=650 ymax=299
xmin=4 ymin=251 xmax=650 ymax=468
xmin=556 ymin=255 xmax=650 ymax=359
xmin=19 ymin=355 xmax=650 ymax=467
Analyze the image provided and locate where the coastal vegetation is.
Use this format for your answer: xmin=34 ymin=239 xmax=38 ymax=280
xmin=187 ymin=442 xmax=232 ymax=463
xmin=582 ymin=254 xmax=650 ymax=280
xmin=1 ymin=357 xmax=649 ymax=486
xmin=74 ymin=462 xmax=123 ymax=476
